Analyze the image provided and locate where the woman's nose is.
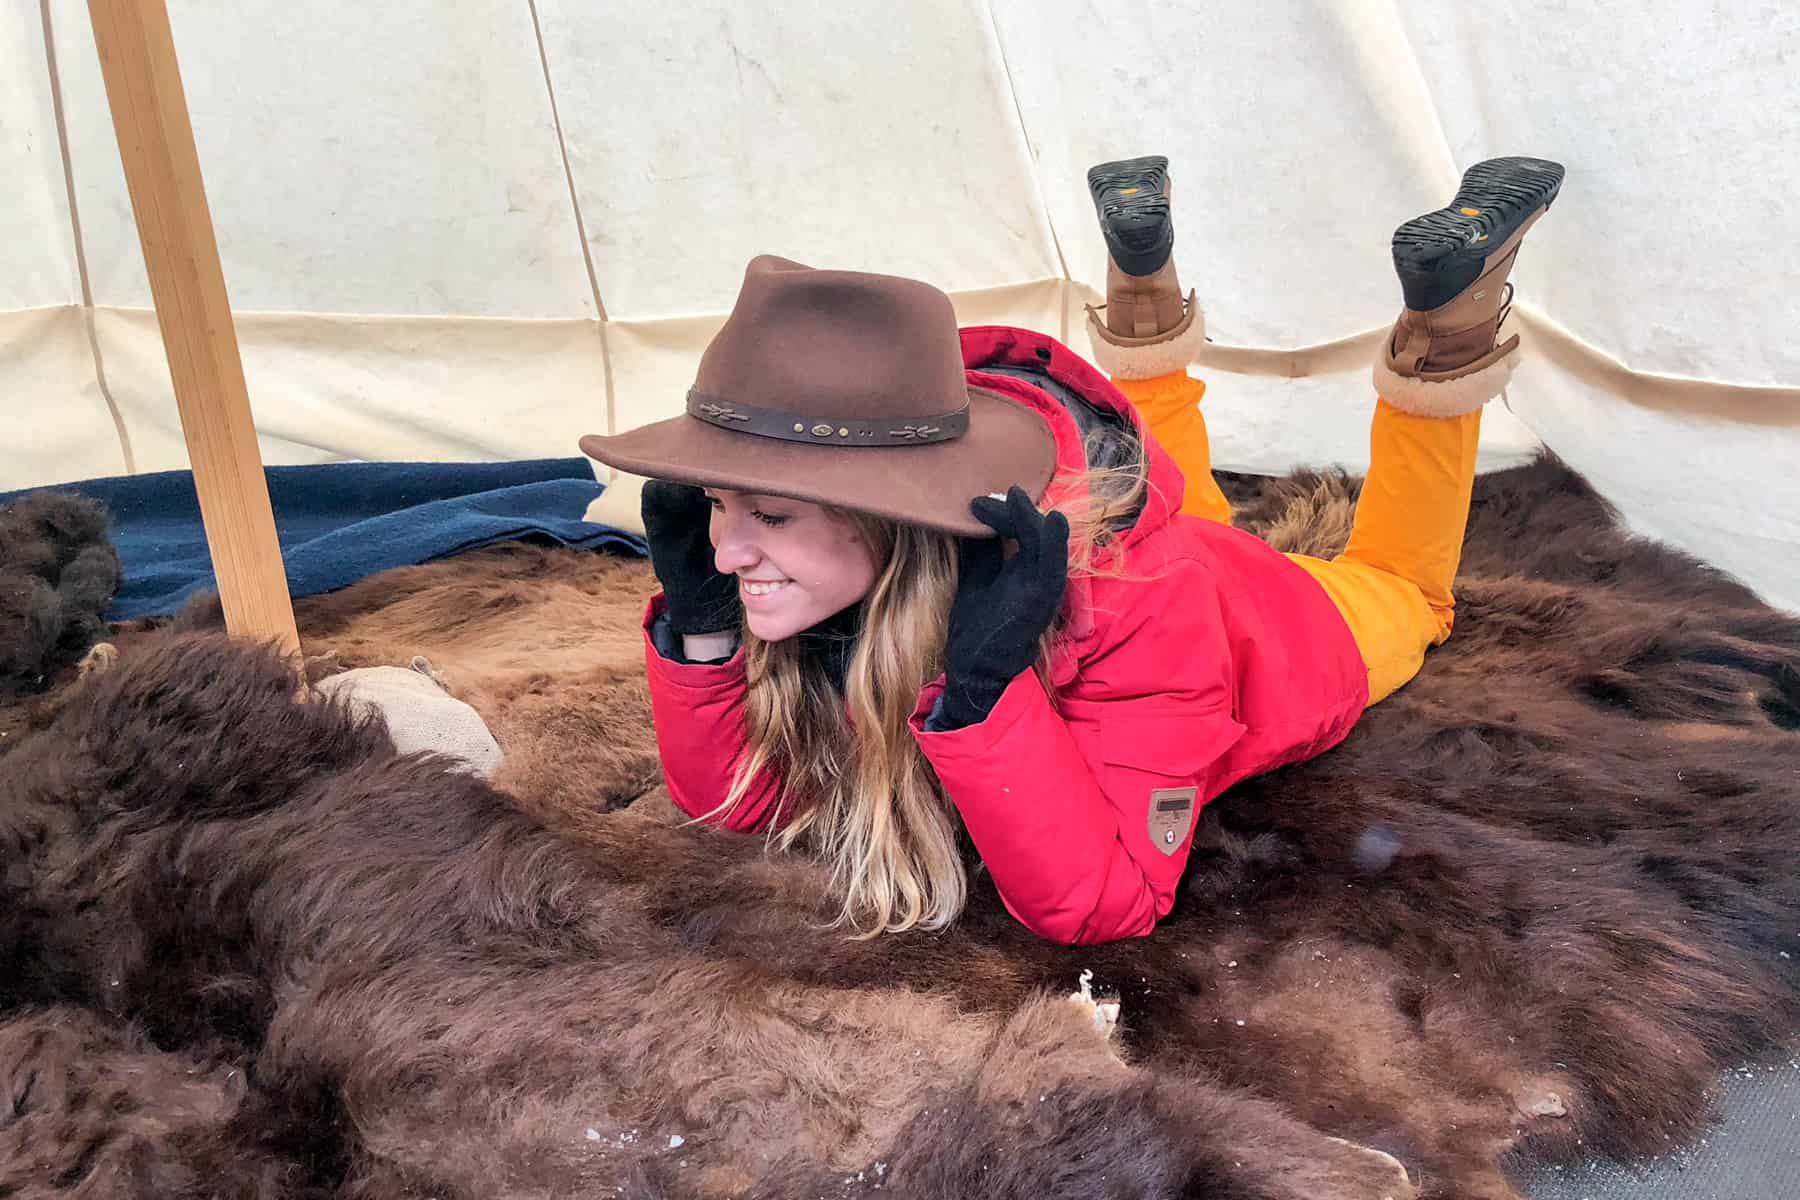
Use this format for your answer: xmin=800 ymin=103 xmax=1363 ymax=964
xmin=709 ymin=515 xmax=759 ymax=574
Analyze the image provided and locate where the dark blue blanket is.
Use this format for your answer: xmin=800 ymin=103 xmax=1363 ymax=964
xmin=0 ymin=459 xmax=645 ymax=621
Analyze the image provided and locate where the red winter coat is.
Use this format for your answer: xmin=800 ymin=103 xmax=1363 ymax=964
xmin=642 ymin=325 xmax=1368 ymax=945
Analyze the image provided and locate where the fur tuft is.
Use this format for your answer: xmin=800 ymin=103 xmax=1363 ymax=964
xmin=0 ymin=491 xmax=120 ymax=697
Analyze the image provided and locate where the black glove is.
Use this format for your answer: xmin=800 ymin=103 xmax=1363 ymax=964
xmin=640 ymin=480 xmax=740 ymax=636
xmin=937 ymin=486 xmax=1070 ymax=730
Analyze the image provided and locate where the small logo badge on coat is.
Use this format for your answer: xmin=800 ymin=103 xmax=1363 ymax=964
xmin=1147 ymin=786 xmax=1197 ymax=856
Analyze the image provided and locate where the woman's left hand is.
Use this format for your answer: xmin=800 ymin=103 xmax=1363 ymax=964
xmin=937 ymin=486 xmax=1070 ymax=729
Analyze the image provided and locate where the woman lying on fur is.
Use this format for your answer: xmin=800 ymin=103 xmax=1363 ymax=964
xmin=579 ymin=155 xmax=1564 ymax=945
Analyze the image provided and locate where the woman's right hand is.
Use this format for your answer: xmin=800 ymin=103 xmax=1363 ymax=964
xmin=937 ymin=486 xmax=1070 ymax=729
xmin=640 ymin=480 xmax=741 ymax=636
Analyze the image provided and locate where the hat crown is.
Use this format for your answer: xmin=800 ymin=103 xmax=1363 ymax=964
xmin=693 ymin=256 xmax=968 ymax=422
xmin=574 ymin=254 xmax=1059 ymax=537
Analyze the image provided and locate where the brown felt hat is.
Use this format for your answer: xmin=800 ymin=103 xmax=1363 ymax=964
xmin=577 ymin=255 xmax=1057 ymax=537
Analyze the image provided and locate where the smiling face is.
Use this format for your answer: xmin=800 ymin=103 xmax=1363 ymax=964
xmin=705 ymin=489 xmax=881 ymax=643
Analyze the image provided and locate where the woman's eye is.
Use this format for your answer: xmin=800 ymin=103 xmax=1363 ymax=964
xmin=705 ymin=496 xmax=724 ymax=511
xmin=751 ymin=510 xmax=789 ymax=528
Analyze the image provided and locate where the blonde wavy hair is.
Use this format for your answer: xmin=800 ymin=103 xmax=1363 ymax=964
xmin=704 ymin=425 xmax=1155 ymax=936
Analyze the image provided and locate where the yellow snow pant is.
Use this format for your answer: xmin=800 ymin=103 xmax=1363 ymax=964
xmin=1114 ymin=372 xmax=1481 ymax=706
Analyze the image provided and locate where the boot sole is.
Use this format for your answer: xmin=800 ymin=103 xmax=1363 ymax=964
xmin=1087 ymin=155 xmax=1174 ymax=277
xmin=1392 ymin=156 xmax=1565 ymax=311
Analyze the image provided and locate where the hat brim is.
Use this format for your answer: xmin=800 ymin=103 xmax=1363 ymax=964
xmin=578 ymin=386 xmax=1056 ymax=537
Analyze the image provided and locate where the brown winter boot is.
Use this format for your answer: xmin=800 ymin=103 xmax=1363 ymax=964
xmin=1374 ymin=156 xmax=1565 ymax=416
xmin=1083 ymin=155 xmax=1206 ymax=380
xmin=1103 ymin=256 xmax=1188 ymax=340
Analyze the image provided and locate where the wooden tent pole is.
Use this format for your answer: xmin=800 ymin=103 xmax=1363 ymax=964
xmin=88 ymin=0 xmax=300 ymax=658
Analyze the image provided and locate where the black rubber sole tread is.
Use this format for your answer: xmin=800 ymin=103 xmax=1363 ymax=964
xmin=1392 ymin=156 xmax=1565 ymax=310
xmin=1088 ymin=155 xmax=1174 ymax=277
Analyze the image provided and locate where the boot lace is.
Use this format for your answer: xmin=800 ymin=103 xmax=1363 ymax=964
xmin=1495 ymin=281 xmax=1516 ymax=332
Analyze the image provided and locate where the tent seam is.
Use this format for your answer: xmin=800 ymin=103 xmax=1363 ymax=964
xmin=1384 ymin=0 xmax=1460 ymax=188
xmin=40 ymin=0 xmax=136 ymax=474
xmin=982 ymin=0 xmax=1073 ymax=344
xmin=526 ymin=0 xmax=615 ymax=434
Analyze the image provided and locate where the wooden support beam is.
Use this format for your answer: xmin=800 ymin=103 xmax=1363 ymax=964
xmin=88 ymin=0 xmax=299 ymax=658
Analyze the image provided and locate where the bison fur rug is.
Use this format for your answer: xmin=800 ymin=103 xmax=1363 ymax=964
xmin=3 ymin=456 xmax=1798 ymax=1199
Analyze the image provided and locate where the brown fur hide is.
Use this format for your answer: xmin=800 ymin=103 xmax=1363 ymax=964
xmin=3 ymin=456 xmax=1798 ymax=1199
xmin=0 ymin=491 xmax=119 ymax=703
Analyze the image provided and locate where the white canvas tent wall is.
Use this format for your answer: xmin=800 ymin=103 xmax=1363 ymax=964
xmin=6 ymin=0 xmax=1799 ymax=612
